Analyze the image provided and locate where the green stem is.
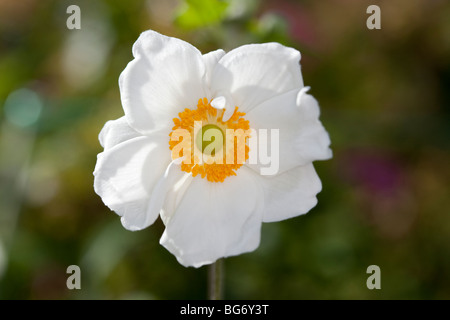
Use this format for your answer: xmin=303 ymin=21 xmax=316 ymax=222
xmin=208 ymin=258 xmax=224 ymax=300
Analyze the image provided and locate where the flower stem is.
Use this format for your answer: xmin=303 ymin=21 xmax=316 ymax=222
xmin=208 ymin=258 xmax=224 ymax=300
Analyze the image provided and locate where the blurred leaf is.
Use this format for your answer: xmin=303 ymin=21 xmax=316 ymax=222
xmin=38 ymin=97 xmax=99 ymax=134
xmin=81 ymin=220 xmax=142 ymax=292
xmin=246 ymin=13 xmax=291 ymax=45
xmin=175 ymin=0 xmax=229 ymax=30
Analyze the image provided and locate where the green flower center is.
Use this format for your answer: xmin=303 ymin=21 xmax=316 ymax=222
xmin=196 ymin=124 xmax=224 ymax=156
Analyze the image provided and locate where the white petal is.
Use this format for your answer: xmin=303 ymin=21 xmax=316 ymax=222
xmin=211 ymin=93 xmax=235 ymax=122
xmin=93 ymin=134 xmax=171 ymax=231
xmin=99 ymin=116 xmax=141 ymax=150
xmin=147 ymin=156 xmax=195 ymax=229
xmin=160 ymin=167 xmax=264 ymax=268
xmin=120 ymin=30 xmax=207 ymax=136
xmin=160 ymin=171 xmax=193 ymax=226
xmin=210 ymin=42 xmax=303 ymax=113
xmin=295 ymin=92 xmax=332 ymax=161
xmin=202 ymin=49 xmax=225 ymax=99
xmin=210 ymin=95 xmax=226 ymax=109
xmin=246 ymin=89 xmax=332 ymax=175
xmin=145 ymin=157 xmax=187 ymax=226
xmin=256 ymin=164 xmax=322 ymax=223
xmin=297 ymin=86 xmax=311 ymax=102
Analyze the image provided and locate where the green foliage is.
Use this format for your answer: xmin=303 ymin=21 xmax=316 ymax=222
xmin=175 ymin=0 xmax=229 ymax=30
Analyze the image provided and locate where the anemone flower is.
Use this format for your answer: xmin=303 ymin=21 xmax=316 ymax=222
xmin=94 ymin=30 xmax=332 ymax=268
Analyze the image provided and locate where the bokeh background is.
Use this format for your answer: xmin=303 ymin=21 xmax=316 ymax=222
xmin=0 ymin=0 xmax=449 ymax=299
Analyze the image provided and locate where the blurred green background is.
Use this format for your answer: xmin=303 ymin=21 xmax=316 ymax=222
xmin=0 ymin=0 xmax=449 ymax=299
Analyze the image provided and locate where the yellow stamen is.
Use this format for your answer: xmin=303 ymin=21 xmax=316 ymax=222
xmin=169 ymin=98 xmax=250 ymax=183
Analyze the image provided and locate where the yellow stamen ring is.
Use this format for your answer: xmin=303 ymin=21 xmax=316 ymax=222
xmin=169 ymin=98 xmax=250 ymax=183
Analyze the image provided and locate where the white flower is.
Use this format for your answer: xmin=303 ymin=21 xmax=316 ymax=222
xmin=93 ymin=30 xmax=332 ymax=268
